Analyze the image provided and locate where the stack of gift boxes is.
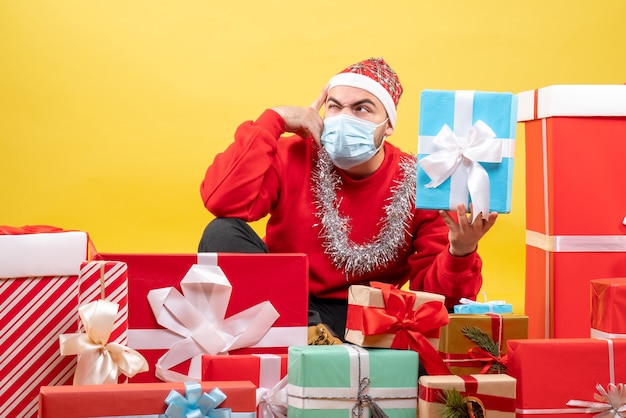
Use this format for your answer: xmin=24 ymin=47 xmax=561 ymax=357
xmin=2 ymin=85 xmax=626 ymax=418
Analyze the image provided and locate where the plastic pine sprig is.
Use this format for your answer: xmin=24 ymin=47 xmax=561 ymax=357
xmin=439 ymin=388 xmax=486 ymax=418
xmin=461 ymin=325 xmax=507 ymax=373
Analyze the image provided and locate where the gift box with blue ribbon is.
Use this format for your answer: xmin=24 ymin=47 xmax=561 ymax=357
xmin=416 ymin=90 xmax=518 ymax=220
xmin=38 ymin=381 xmax=256 ymax=418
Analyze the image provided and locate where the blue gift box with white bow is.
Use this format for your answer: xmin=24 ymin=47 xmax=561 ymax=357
xmin=416 ymin=90 xmax=518 ymax=219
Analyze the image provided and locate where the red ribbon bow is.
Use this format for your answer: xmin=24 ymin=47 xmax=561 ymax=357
xmin=359 ymin=282 xmax=451 ymax=375
xmin=467 ymin=347 xmax=508 ymax=374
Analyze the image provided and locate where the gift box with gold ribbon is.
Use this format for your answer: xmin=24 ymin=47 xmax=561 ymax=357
xmin=438 ymin=313 xmax=527 ymax=375
xmin=416 ymin=90 xmax=517 ymax=222
xmin=418 ymin=374 xmax=516 ymax=417
xmin=287 ymin=344 xmax=418 ymax=418
xmin=345 ymin=282 xmax=450 ymax=376
xmin=38 ymin=380 xmax=256 ymax=418
xmin=507 ymin=338 xmax=626 ymax=417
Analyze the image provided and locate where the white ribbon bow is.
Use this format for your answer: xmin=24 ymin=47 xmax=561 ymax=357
xmin=257 ymin=376 xmax=289 ymax=418
xmin=59 ymin=300 xmax=149 ymax=385
xmin=458 ymin=297 xmax=508 ymax=307
xmin=419 ymin=120 xmax=502 ymax=222
xmin=567 ymin=383 xmax=626 ymax=417
xmin=147 ymin=263 xmax=280 ymax=382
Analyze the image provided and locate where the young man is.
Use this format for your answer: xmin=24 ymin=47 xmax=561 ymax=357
xmin=199 ymin=57 xmax=497 ymax=337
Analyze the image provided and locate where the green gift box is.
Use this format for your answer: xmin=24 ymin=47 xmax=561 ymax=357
xmin=287 ymin=344 xmax=418 ymax=418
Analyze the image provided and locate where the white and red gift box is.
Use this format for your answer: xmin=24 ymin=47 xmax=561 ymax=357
xmin=518 ymin=85 xmax=626 ymax=338
xmin=591 ymin=277 xmax=626 ymax=339
xmin=94 ymin=252 xmax=309 ymax=383
xmin=202 ymin=353 xmax=288 ymax=417
xmin=0 ymin=227 xmax=128 ymax=418
xmin=507 ymin=338 xmax=626 ymax=417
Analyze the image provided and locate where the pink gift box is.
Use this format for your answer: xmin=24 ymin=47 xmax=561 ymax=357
xmin=94 ymin=252 xmax=309 ymax=383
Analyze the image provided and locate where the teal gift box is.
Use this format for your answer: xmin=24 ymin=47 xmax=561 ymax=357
xmin=416 ymin=90 xmax=518 ymax=217
xmin=287 ymin=345 xmax=418 ymax=418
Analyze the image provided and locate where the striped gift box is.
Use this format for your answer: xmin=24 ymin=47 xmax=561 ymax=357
xmin=0 ymin=230 xmax=128 ymax=417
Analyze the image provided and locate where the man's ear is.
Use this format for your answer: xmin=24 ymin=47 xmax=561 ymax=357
xmin=385 ymin=120 xmax=395 ymax=136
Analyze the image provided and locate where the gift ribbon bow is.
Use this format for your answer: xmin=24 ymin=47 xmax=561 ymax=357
xmin=257 ymin=376 xmax=288 ymax=418
xmin=458 ymin=297 xmax=508 ymax=309
xmin=466 ymin=346 xmax=508 ymax=374
xmin=419 ymin=120 xmax=502 ymax=222
xmin=59 ymin=300 xmax=148 ymax=385
xmin=566 ymin=383 xmax=626 ymax=417
xmin=165 ymin=382 xmax=232 ymax=418
xmin=360 ymin=282 xmax=451 ymax=375
xmin=148 ymin=262 xmax=280 ymax=382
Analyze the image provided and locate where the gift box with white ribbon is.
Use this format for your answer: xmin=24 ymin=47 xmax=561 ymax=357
xmin=202 ymin=353 xmax=288 ymax=418
xmin=0 ymin=227 xmax=129 ymax=417
xmin=518 ymin=85 xmax=626 ymax=338
xmin=416 ymin=89 xmax=518 ymax=222
xmin=94 ymin=252 xmax=309 ymax=383
xmin=507 ymin=338 xmax=626 ymax=417
xmin=287 ymin=344 xmax=418 ymax=417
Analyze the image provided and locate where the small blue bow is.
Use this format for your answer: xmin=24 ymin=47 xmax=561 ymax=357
xmin=164 ymin=382 xmax=232 ymax=418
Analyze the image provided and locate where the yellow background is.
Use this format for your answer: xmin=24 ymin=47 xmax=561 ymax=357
xmin=2 ymin=1 xmax=625 ymax=313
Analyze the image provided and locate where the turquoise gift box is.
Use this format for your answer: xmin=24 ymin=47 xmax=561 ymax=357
xmin=416 ymin=90 xmax=518 ymax=217
xmin=287 ymin=345 xmax=418 ymax=418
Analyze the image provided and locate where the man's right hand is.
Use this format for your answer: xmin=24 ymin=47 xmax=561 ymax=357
xmin=271 ymin=85 xmax=328 ymax=146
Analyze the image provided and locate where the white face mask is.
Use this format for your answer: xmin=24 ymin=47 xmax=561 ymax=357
xmin=320 ymin=114 xmax=387 ymax=170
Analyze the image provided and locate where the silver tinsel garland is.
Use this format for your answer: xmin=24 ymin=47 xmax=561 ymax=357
xmin=312 ymin=148 xmax=417 ymax=278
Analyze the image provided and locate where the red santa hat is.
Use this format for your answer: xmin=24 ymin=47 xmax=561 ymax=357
xmin=328 ymin=57 xmax=403 ymax=127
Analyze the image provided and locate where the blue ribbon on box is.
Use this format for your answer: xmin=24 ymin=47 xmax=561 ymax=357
xmin=453 ymin=297 xmax=513 ymax=314
xmin=164 ymin=382 xmax=231 ymax=418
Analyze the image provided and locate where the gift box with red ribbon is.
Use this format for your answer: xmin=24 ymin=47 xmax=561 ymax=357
xmin=38 ymin=380 xmax=256 ymax=418
xmin=94 ymin=252 xmax=309 ymax=383
xmin=591 ymin=278 xmax=626 ymax=339
xmin=518 ymin=85 xmax=626 ymax=338
xmin=418 ymin=374 xmax=516 ymax=417
xmin=438 ymin=313 xmax=527 ymax=375
xmin=0 ymin=226 xmax=114 ymax=418
xmin=345 ymin=282 xmax=450 ymax=376
xmin=507 ymin=338 xmax=626 ymax=416
xmin=202 ymin=353 xmax=288 ymax=418
xmin=417 ymin=90 xmax=517 ymax=222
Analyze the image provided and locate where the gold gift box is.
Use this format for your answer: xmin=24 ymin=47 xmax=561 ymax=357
xmin=438 ymin=314 xmax=528 ymax=375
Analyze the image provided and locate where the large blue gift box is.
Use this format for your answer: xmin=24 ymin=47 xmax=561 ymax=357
xmin=417 ymin=90 xmax=517 ymax=218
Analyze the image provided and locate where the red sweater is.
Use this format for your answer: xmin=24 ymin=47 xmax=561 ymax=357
xmin=200 ymin=109 xmax=482 ymax=308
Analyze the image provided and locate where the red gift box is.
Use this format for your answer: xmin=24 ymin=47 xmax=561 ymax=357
xmin=591 ymin=277 xmax=626 ymax=338
xmin=0 ymin=228 xmax=92 ymax=418
xmin=507 ymin=338 xmax=626 ymax=417
xmin=38 ymin=380 xmax=257 ymax=418
xmin=94 ymin=252 xmax=309 ymax=383
xmin=202 ymin=353 xmax=288 ymax=417
xmin=518 ymin=85 xmax=626 ymax=338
